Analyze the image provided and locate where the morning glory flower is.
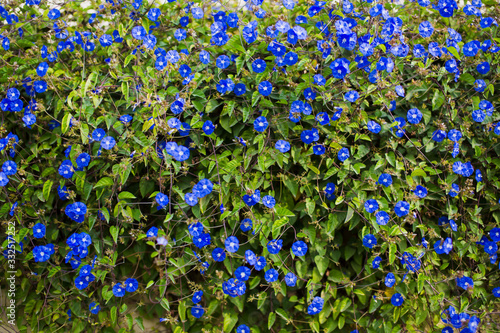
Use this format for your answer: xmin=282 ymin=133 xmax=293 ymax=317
xmin=477 ymin=61 xmax=490 ymax=75
xmin=292 ymin=241 xmax=308 ymax=256
xmin=345 ymin=90 xmax=359 ymax=102
xmin=372 ymin=256 xmax=382 ymax=269
xmin=212 ymin=247 xmax=226 ymax=262
xmin=125 ymin=278 xmax=138 ymax=292
xmin=113 ymin=284 xmax=126 ymax=297
xmin=258 ymin=81 xmax=273 ymax=96
xmin=284 ymin=272 xmax=297 ymax=286
xmin=457 ymin=276 xmax=473 ymax=290
xmin=364 ymin=199 xmax=379 ymax=213
xmin=419 ymin=21 xmax=434 ymax=37
xmin=185 ymin=192 xmax=198 ymax=206
xmin=131 ymin=26 xmax=147 ymax=40
xmin=254 ymin=116 xmax=268 ymax=132
xmin=262 ymin=195 xmax=276 ymax=208
xmin=265 ymin=268 xmax=279 ymax=282
xmin=275 ymin=140 xmax=290 ymax=153
xmin=101 ymin=136 xmax=116 ymax=150
xmin=32 ymin=223 xmax=46 ymax=238
xmin=235 ymin=266 xmax=251 ymax=282
xmin=378 ymin=174 xmax=393 ymax=187
xmin=363 ymin=234 xmax=377 ymax=248
xmin=376 ymin=211 xmax=390 ymax=225
xmin=385 ymin=272 xmax=396 ymax=287
xmin=407 ymin=108 xmax=423 ymax=124
xmin=391 ymin=293 xmax=404 ymax=306
xmin=225 ymin=236 xmax=239 ymax=253
xmin=191 ymin=305 xmax=204 ymax=318
xmin=367 ymin=120 xmax=381 ymax=133
xmin=307 ymin=297 xmax=324 ymax=315
xmin=89 ymin=302 xmax=100 ymax=314
xmin=338 ymin=147 xmax=350 ymax=162
xmin=267 ymin=239 xmax=283 ymax=254
xmin=413 ymin=185 xmax=428 ymax=198
xmin=394 ymin=201 xmax=410 ymax=217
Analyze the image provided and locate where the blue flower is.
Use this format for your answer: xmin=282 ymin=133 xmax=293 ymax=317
xmin=191 ymin=305 xmax=204 ymax=319
xmin=378 ymin=173 xmax=392 ymax=187
xmin=394 ymin=201 xmax=410 ymax=217
xmin=125 ymin=278 xmax=138 ymax=292
xmin=385 ymin=272 xmax=396 ymax=287
xmin=155 ymin=193 xmax=169 ymax=209
xmin=47 ymin=8 xmax=61 ymax=19
xmin=75 ymin=276 xmax=89 ymax=290
xmin=216 ymin=55 xmax=230 ymax=69
xmin=131 ymin=26 xmax=146 ymax=40
xmin=432 ymin=130 xmax=447 ymax=142
xmin=32 ymin=223 xmax=46 ymax=238
xmin=375 ymin=211 xmax=390 ymax=225
xmin=313 ymin=145 xmax=325 ymax=155
xmin=265 ymin=268 xmax=279 ymax=282
xmin=449 ymin=183 xmax=459 ymax=197
xmin=419 ymin=21 xmax=434 ymax=37
xmin=235 ymin=266 xmax=251 ymax=282
xmin=252 ymin=59 xmax=266 ymax=73
xmin=285 ymin=272 xmax=297 ymax=287
xmin=202 ymin=120 xmax=214 ymax=135
xmin=225 ymin=236 xmax=239 ymax=253
xmin=345 ymin=90 xmax=359 ymax=102
xmin=391 ymin=293 xmax=404 ymax=306
xmin=413 ymin=185 xmax=427 ymax=198
xmin=192 ymin=290 xmax=203 ymax=304
xmin=434 ymin=237 xmax=453 ymax=255
xmin=146 ymin=226 xmax=158 ymax=238
xmin=363 ymin=234 xmax=377 ymax=248
xmin=89 ymin=302 xmax=100 ymax=314
xmin=367 ymin=120 xmax=381 ymax=133
xmin=477 ymin=61 xmax=490 ymax=74
xmin=275 ymin=140 xmax=290 ymax=153
xmin=92 ymin=128 xmax=105 ymax=141
xmin=364 ymin=199 xmax=379 ymax=213
xmin=457 ymin=276 xmax=473 ymax=290
xmin=212 ymin=247 xmax=226 ymax=262
xmin=307 ymin=297 xmax=324 ymax=315
xmin=172 ymin=146 xmax=190 ymax=161
xmin=245 ymin=250 xmax=257 ymax=265
xmin=65 ymin=202 xmax=87 ymax=223
xmin=262 ymin=195 xmax=276 ymax=208
xmin=330 ymin=58 xmax=350 ymax=79
xmin=255 ymin=256 xmax=267 ymax=271
xmin=267 ymin=239 xmax=283 ymax=254
xmin=101 ymin=136 xmax=116 ymax=150
xmin=325 ymin=183 xmax=335 ymax=194
xmin=193 ymin=233 xmax=211 ymax=249
xmin=407 ymin=108 xmax=423 ymax=124
xmin=254 ymin=116 xmax=268 ymax=132
xmin=258 ymin=81 xmax=273 ymax=96
xmin=338 ymin=147 xmax=350 ymax=162
xmin=372 ymin=256 xmax=382 ymax=269
xmin=2 ymin=160 xmax=17 ymax=176
xmin=292 ymin=241 xmax=308 ymax=256
xmin=484 ymin=241 xmax=498 ymax=255
xmin=193 ymin=179 xmax=213 ymax=198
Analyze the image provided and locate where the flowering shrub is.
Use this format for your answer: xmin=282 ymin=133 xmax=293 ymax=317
xmin=1 ymin=0 xmax=500 ymax=332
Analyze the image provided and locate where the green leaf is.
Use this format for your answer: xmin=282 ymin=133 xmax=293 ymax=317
xmin=62 ymin=113 xmax=72 ymax=134
xmin=95 ymin=177 xmax=114 ymax=188
xmin=275 ymin=308 xmax=289 ymax=322
xmin=43 ymin=180 xmax=53 ymax=201
xmin=432 ymin=89 xmax=445 ymax=111
xmin=268 ymin=312 xmax=276 ymax=330
xmin=223 ymin=311 xmax=238 ymax=332
xmin=178 ymin=301 xmax=186 ymax=322
xmin=110 ymin=226 xmax=119 ymax=244
xmin=110 ymin=306 xmax=117 ymax=326
xmin=389 ymin=243 xmax=397 ymax=264
xmin=118 ymin=191 xmax=136 ymax=199
xmin=315 ymin=255 xmax=329 ymax=276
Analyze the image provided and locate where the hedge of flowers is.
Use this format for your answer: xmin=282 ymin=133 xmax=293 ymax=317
xmin=1 ymin=0 xmax=500 ymax=332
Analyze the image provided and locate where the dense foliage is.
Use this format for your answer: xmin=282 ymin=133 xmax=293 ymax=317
xmin=1 ymin=0 xmax=500 ymax=332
